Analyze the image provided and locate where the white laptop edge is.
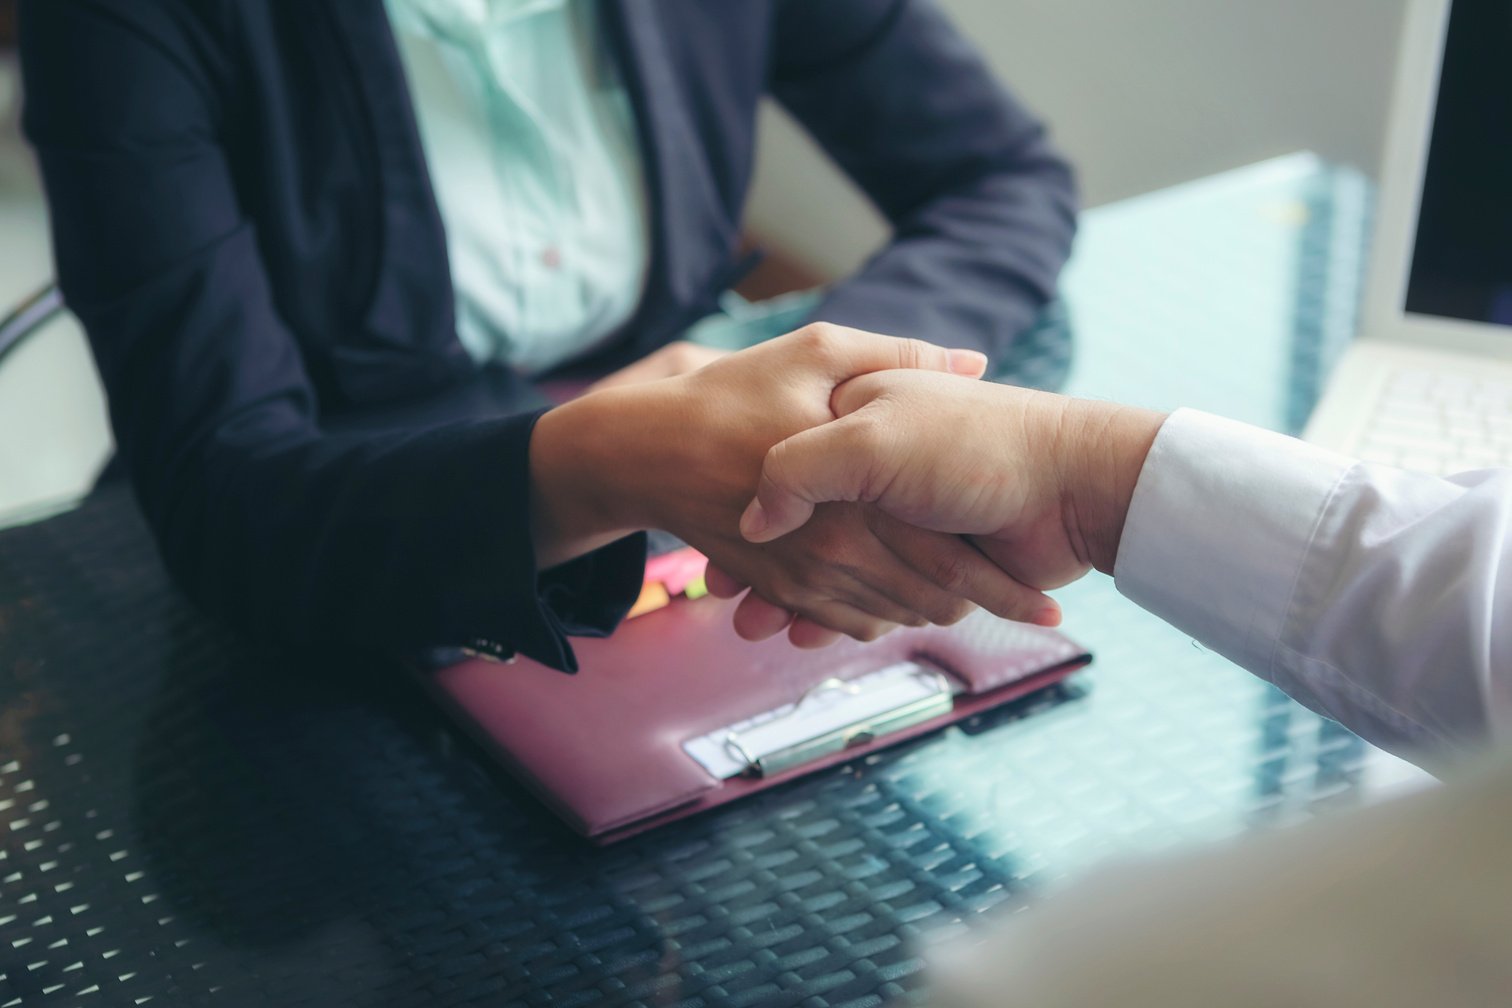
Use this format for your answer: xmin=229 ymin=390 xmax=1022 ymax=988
xmin=1306 ymin=0 xmax=1512 ymax=451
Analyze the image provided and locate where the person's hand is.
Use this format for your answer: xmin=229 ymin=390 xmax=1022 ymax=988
xmin=703 ymin=495 xmax=1051 ymax=647
xmin=735 ymin=370 xmax=1167 ymax=617
xmin=586 ymin=341 xmax=728 ymax=393
xmin=529 ymin=325 xmax=1050 ymax=644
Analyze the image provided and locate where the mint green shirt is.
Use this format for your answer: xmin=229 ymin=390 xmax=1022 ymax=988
xmin=387 ymin=0 xmax=649 ymax=374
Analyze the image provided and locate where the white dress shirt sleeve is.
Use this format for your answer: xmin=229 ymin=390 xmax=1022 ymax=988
xmin=924 ymin=412 xmax=1512 ymax=1008
xmin=1114 ymin=408 xmax=1512 ymax=760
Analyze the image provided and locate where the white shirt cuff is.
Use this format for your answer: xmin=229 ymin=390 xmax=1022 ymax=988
xmin=1113 ymin=408 xmax=1354 ymax=684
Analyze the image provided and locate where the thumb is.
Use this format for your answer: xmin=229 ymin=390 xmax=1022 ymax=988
xmin=740 ymin=413 xmax=889 ymax=543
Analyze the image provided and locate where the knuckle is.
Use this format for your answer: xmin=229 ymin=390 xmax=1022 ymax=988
xmin=764 ymin=576 xmax=804 ymax=608
xmin=794 ymin=322 xmax=842 ymax=362
xmin=772 ymin=568 xmax=826 ymax=609
xmin=929 ymin=555 xmax=973 ymax=594
xmin=896 ymin=338 xmax=925 ymax=371
xmin=763 ymin=439 xmax=795 ymax=491
xmin=791 ymin=322 xmax=826 ymax=349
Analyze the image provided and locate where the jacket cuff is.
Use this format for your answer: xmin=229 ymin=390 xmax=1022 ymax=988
xmin=538 ymin=532 xmax=648 ymax=642
xmin=445 ymin=409 xmax=646 ymax=673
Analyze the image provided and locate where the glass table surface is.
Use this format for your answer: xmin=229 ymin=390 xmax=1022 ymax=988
xmin=0 ymin=154 xmax=1423 ymax=1007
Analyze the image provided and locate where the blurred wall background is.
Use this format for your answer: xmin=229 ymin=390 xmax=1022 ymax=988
xmin=0 ymin=0 xmax=1410 ymax=517
xmin=746 ymin=0 xmax=1410 ymax=277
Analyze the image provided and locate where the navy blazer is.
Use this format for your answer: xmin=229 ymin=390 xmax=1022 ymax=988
xmin=19 ymin=0 xmax=1076 ymax=670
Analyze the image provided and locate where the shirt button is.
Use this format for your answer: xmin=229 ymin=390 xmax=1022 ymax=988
xmin=542 ymin=246 xmax=562 ymax=270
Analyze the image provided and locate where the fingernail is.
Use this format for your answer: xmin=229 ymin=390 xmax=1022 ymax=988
xmin=740 ymin=499 xmax=769 ymax=540
xmin=948 ymin=349 xmax=989 ymax=376
xmin=1031 ymin=606 xmax=1062 ymax=628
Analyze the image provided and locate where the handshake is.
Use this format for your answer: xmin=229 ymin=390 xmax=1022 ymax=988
xmin=532 ymin=324 xmax=1166 ymax=646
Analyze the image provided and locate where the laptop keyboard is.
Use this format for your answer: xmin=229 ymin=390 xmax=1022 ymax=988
xmin=1354 ymin=368 xmax=1512 ymax=475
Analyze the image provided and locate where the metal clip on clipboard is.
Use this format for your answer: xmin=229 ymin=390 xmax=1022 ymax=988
xmin=682 ymin=661 xmax=956 ymax=780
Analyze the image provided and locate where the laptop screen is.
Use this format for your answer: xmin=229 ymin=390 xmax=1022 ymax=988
xmin=1405 ymin=0 xmax=1512 ymax=327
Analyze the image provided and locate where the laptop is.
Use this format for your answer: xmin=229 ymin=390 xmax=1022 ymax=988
xmin=1305 ymin=0 xmax=1512 ymax=470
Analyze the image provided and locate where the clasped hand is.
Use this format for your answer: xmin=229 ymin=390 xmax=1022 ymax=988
xmin=728 ymin=369 xmax=1167 ymax=640
xmin=531 ymin=325 xmax=1057 ymax=647
xmin=532 ymin=324 xmax=1162 ymax=647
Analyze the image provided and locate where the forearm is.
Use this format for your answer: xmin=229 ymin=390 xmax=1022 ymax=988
xmin=148 ymin=412 xmax=641 ymax=669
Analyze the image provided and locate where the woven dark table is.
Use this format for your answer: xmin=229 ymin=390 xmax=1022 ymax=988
xmin=0 ymin=156 xmax=1413 ymax=1007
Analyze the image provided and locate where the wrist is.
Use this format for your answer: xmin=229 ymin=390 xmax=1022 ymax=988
xmin=529 ymin=387 xmax=664 ymax=567
xmin=1056 ymin=399 xmax=1167 ymax=575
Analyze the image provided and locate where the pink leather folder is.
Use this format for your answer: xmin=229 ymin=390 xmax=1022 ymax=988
xmin=427 ymin=596 xmax=1090 ymax=844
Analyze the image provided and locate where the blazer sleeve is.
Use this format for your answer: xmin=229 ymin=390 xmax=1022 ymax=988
xmin=769 ymin=0 xmax=1077 ymax=363
xmin=18 ymin=0 xmax=643 ymax=671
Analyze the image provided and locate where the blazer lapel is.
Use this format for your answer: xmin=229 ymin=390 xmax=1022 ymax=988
xmin=602 ymin=0 xmax=738 ymax=344
xmin=315 ymin=0 xmax=468 ymax=399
